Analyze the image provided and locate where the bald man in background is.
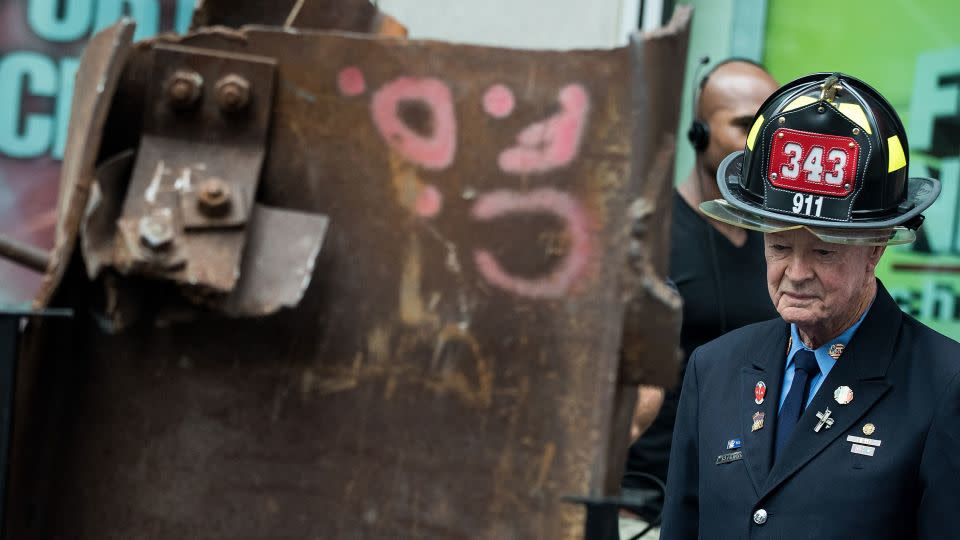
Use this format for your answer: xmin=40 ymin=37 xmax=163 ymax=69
xmin=620 ymin=59 xmax=779 ymax=539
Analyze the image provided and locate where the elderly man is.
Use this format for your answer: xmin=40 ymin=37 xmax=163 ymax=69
xmin=660 ymin=72 xmax=960 ymax=539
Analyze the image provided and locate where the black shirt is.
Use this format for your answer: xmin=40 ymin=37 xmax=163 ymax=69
xmin=623 ymin=191 xmax=778 ymax=504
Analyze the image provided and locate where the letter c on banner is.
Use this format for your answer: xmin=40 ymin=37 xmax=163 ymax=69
xmin=0 ymin=52 xmax=57 ymax=158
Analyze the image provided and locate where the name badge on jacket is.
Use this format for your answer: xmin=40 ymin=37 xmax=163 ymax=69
xmin=716 ymin=450 xmax=744 ymax=465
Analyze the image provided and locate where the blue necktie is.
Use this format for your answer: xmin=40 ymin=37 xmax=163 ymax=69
xmin=774 ymin=349 xmax=820 ymax=460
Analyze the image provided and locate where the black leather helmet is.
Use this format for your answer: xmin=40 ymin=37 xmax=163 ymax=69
xmin=701 ymin=72 xmax=940 ymax=245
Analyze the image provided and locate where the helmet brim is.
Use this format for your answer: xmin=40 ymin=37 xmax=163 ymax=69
xmin=700 ymin=199 xmax=917 ymax=245
xmin=707 ymin=150 xmax=940 ymax=240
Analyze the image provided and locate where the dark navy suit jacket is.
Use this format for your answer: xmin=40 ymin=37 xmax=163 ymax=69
xmin=661 ymin=283 xmax=960 ymax=539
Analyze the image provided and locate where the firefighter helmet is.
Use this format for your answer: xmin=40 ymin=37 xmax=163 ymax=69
xmin=700 ymin=72 xmax=939 ymax=245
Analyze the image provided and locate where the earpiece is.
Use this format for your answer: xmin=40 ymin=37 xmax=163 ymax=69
xmin=687 ymin=119 xmax=710 ymax=152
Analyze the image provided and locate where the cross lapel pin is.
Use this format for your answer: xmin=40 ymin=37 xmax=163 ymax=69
xmin=814 ymin=408 xmax=834 ymax=432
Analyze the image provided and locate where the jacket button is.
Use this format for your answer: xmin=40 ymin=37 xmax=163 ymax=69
xmin=753 ymin=509 xmax=768 ymax=525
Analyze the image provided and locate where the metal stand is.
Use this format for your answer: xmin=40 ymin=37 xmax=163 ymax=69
xmin=565 ymin=495 xmax=630 ymax=540
xmin=566 ymin=471 xmax=666 ymax=540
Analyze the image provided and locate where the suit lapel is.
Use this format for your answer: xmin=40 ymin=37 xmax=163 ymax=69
xmin=761 ymin=283 xmax=900 ymax=498
xmin=740 ymin=323 xmax=789 ymax=497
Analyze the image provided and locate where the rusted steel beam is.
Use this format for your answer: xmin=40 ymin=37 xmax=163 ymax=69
xmin=10 ymin=8 xmax=690 ymax=540
xmin=33 ymin=19 xmax=136 ymax=308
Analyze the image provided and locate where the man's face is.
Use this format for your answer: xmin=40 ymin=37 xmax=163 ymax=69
xmin=765 ymin=229 xmax=883 ymax=334
xmin=699 ymin=63 xmax=779 ymax=178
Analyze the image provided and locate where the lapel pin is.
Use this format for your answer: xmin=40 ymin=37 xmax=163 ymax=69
xmin=828 ymin=343 xmax=844 ymax=359
xmin=834 ymin=385 xmax=854 ymax=405
xmin=863 ymin=423 xmax=876 ymax=436
xmin=727 ymin=438 xmax=742 ymax=450
xmin=814 ymin=408 xmax=834 ymax=432
xmin=752 ymin=411 xmax=765 ymax=432
xmin=754 ymin=381 xmax=767 ymax=405
xmin=846 ymin=434 xmax=881 ymax=447
xmin=850 ymin=443 xmax=875 ymax=457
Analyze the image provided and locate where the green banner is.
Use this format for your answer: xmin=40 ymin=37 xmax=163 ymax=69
xmin=765 ymin=0 xmax=960 ymax=338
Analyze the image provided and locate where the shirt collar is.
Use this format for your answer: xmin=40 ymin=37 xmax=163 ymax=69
xmin=787 ymin=298 xmax=873 ymax=372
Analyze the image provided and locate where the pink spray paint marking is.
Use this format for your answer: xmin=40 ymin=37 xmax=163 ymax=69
xmin=471 ymin=188 xmax=592 ymax=299
xmin=483 ymin=84 xmax=515 ymax=118
xmin=337 ymin=66 xmax=366 ymax=96
xmin=371 ymin=77 xmax=457 ymax=170
xmin=415 ymin=184 xmax=443 ymax=218
xmin=498 ymin=83 xmax=590 ymax=175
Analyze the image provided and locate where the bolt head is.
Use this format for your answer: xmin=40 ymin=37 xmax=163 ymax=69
xmin=166 ymin=70 xmax=203 ymax=109
xmin=197 ymin=178 xmax=232 ymax=216
xmin=777 ymin=116 xmax=785 ymax=124
xmin=853 ymin=127 xmax=861 ymax=135
xmin=139 ymin=211 xmax=175 ymax=250
xmin=215 ymin=74 xmax=251 ymax=112
xmin=770 ymin=173 xmax=778 ymax=180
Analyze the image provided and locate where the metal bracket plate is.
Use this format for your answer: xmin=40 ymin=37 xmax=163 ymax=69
xmin=115 ymin=44 xmax=277 ymax=293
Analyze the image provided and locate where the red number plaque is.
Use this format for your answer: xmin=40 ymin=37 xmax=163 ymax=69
xmin=768 ymin=128 xmax=859 ymax=197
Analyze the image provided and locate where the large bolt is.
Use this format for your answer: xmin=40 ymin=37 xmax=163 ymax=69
xmin=139 ymin=211 xmax=176 ymax=251
xmin=197 ymin=178 xmax=232 ymax=216
xmin=166 ymin=70 xmax=203 ymax=109
xmin=215 ymin=74 xmax=251 ymax=113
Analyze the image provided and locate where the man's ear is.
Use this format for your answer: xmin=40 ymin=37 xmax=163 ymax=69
xmin=866 ymin=245 xmax=886 ymax=271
